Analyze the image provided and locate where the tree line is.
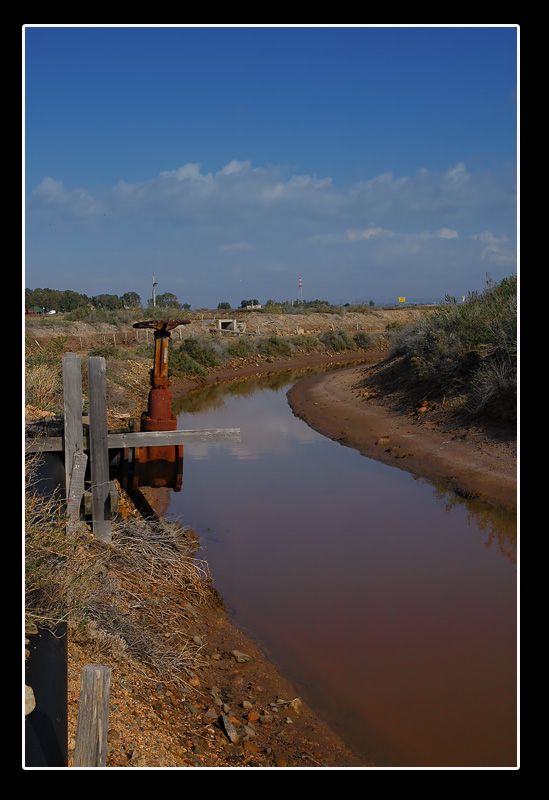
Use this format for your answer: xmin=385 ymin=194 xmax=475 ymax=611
xmin=25 ymin=287 xmax=378 ymax=314
xmin=25 ymin=288 xmax=191 ymax=313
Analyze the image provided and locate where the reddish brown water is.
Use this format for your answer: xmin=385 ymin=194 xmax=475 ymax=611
xmin=168 ymin=370 xmax=517 ymax=768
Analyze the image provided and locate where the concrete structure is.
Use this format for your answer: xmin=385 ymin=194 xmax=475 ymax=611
xmin=216 ymin=319 xmax=247 ymax=332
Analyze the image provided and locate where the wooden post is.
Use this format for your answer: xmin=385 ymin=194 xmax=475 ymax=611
xmin=66 ymin=452 xmax=88 ymax=534
xmin=62 ymin=354 xmax=83 ymax=499
xmin=73 ymin=665 xmax=111 ymax=767
xmin=63 ymin=354 xmax=88 ymax=534
xmin=87 ymin=357 xmax=112 ymax=543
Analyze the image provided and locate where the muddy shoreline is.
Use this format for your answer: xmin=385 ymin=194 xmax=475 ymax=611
xmin=287 ymin=364 xmax=517 ymax=514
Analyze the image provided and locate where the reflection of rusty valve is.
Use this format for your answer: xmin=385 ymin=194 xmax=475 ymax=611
xmin=123 ymin=319 xmax=190 ymax=492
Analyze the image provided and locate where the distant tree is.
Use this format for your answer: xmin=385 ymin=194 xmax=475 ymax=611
xmin=25 ymin=287 xmax=90 ymax=312
xmin=240 ymin=299 xmax=260 ymax=308
xmin=92 ymin=293 xmax=123 ymax=310
xmin=217 ymin=301 xmax=231 ymax=310
xmin=61 ymin=290 xmax=90 ymax=311
xmin=121 ymin=291 xmax=141 ymax=308
xmin=154 ymin=292 xmax=180 ymax=308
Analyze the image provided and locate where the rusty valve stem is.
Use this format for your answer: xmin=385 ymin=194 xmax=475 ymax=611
xmin=125 ymin=319 xmax=191 ymax=492
xmin=134 ymin=319 xmax=190 ymax=431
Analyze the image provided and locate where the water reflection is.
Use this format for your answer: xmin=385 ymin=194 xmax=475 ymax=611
xmin=415 ymin=478 xmax=517 ymax=566
xmin=173 ymin=367 xmax=346 ymax=461
xmin=168 ymin=369 xmax=517 ymax=768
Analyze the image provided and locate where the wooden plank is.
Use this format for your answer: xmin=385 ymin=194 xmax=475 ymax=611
xmin=106 ymin=428 xmax=242 ymax=447
xmin=25 ymin=437 xmax=67 ymax=453
xmin=25 ymin=428 xmax=242 ymax=453
xmin=73 ymin=665 xmax=111 ymax=767
xmin=87 ymin=357 xmax=112 ymax=543
xmin=62 ymin=354 xmax=84 ymax=502
xmin=66 ymin=452 xmax=88 ymax=534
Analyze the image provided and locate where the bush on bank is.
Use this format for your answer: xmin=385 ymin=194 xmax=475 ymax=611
xmin=388 ymin=275 xmax=517 ymax=425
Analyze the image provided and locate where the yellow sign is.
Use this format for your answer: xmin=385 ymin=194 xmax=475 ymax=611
xmin=398 ymin=297 xmax=406 ymax=303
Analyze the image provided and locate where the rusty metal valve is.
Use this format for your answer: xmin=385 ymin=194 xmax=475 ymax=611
xmin=134 ymin=319 xmax=190 ymax=431
xmin=122 ymin=319 xmax=190 ymax=492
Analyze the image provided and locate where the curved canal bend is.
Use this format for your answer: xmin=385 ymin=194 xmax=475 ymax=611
xmin=167 ymin=367 xmax=517 ymax=768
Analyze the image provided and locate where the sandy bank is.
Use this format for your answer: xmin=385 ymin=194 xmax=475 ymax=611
xmin=287 ymin=365 xmax=517 ymax=514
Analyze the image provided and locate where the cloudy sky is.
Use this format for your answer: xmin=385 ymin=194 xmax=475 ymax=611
xmin=24 ymin=25 xmax=518 ymax=308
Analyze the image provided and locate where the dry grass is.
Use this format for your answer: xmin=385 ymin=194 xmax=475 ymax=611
xmin=81 ymin=516 xmax=212 ymax=685
xmin=25 ymin=453 xmax=213 ymax=686
xmin=24 ymin=454 xmax=106 ymax=631
xmin=25 ymin=362 xmax=63 ymax=411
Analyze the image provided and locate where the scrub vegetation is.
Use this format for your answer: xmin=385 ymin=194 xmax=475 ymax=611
xmin=382 ymin=275 xmax=517 ymax=425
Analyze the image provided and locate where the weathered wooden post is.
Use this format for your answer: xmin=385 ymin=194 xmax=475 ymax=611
xmin=62 ymin=353 xmax=87 ymax=534
xmin=73 ymin=665 xmax=112 ymax=767
xmin=87 ymin=357 xmax=112 ymax=543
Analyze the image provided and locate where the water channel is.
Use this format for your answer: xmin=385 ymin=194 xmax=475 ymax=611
xmin=167 ymin=367 xmax=517 ymax=768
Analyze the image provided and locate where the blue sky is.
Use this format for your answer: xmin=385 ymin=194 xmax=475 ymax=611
xmin=24 ymin=24 xmax=518 ymax=308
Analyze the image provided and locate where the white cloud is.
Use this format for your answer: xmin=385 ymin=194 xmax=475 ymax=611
xmin=160 ymin=163 xmax=212 ymax=182
xmin=31 ymin=177 xmax=102 ymax=218
xmin=434 ymin=228 xmax=459 ymax=239
xmin=443 ymin=162 xmax=470 ymax=188
xmin=216 ymin=159 xmax=251 ymax=177
xmin=32 ymin=177 xmax=69 ymax=204
xmin=28 ymin=160 xmax=514 ymax=234
xmin=310 ymin=226 xmax=459 ymax=246
xmin=26 ymin=159 xmax=516 ymax=303
xmin=346 ymin=227 xmax=385 ymax=242
xmin=218 ymin=241 xmax=254 ymax=252
xmin=472 ymin=231 xmax=515 ymax=263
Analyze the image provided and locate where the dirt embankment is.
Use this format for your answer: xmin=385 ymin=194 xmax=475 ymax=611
xmin=288 ymin=363 xmax=517 ymax=514
xmin=25 ymin=306 xmax=430 ymax=346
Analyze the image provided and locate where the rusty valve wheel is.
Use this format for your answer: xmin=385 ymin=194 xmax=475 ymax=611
xmin=133 ymin=319 xmax=191 ymax=333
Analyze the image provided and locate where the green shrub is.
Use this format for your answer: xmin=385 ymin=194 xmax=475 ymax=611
xmin=319 ymin=330 xmax=356 ymax=352
xmin=226 ymin=339 xmax=253 ymax=359
xmin=287 ymin=334 xmax=321 ymax=354
xmin=257 ymin=335 xmax=292 ymax=357
xmin=89 ymin=344 xmax=119 ymax=359
xmin=389 ymin=275 xmax=517 ymax=423
xmin=353 ymin=331 xmax=375 ymax=349
xmin=169 ymin=349 xmax=207 ymax=378
xmin=180 ymin=337 xmax=219 ymax=368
